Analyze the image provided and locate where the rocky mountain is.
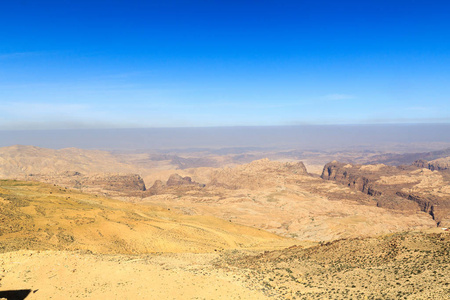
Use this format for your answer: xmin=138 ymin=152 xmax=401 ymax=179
xmin=0 ymin=146 xmax=441 ymax=241
xmin=146 ymin=173 xmax=205 ymax=196
xmin=142 ymin=159 xmax=435 ymax=242
xmin=413 ymin=157 xmax=450 ymax=171
xmin=166 ymin=174 xmax=200 ymax=186
xmin=321 ymin=161 xmax=450 ymax=226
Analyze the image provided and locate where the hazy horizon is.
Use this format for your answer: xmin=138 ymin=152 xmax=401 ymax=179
xmin=1 ymin=124 xmax=449 ymax=152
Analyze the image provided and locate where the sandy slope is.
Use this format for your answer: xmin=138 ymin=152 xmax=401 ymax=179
xmin=0 ymin=180 xmax=294 ymax=254
xmin=2 ymin=231 xmax=448 ymax=300
xmin=0 ymin=250 xmax=267 ymax=299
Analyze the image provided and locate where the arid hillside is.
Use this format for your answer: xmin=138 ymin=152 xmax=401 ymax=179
xmin=0 ymin=179 xmax=294 ymax=254
xmin=0 ymin=145 xmax=440 ymax=242
xmin=322 ymin=160 xmax=450 ymax=226
xmin=417 ymin=156 xmax=450 ymax=171
xmin=2 ymin=230 xmax=447 ymax=299
xmin=142 ymin=159 xmax=435 ymax=241
xmin=221 ymin=230 xmax=450 ymax=299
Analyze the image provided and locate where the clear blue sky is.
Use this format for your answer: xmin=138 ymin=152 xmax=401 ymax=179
xmin=1 ymin=0 xmax=449 ymax=129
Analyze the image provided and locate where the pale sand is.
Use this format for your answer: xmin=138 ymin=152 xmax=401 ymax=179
xmin=0 ymin=250 xmax=267 ymax=300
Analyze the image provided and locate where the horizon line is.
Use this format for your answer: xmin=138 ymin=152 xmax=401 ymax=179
xmin=1 ymin=122 xmax=450 ymax=132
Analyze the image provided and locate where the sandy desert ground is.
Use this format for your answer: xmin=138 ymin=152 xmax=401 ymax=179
xmin=0 ymin=250 xmax=268 ymax=300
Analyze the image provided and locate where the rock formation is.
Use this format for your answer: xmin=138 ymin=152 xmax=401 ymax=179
xmin=83 ymin=174 xmax=146 ymax=192
xmin=167 ymin=174 xmax=196 ymax=186
xmin=321 ymin=161 xmax=450 ymax=226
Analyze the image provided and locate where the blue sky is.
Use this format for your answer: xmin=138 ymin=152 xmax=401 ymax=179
xmin=1 ymin=0 xmax=450 ymax=129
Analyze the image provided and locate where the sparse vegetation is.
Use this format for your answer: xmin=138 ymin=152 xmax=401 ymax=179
xmin=217 ymin=231 xmax=450 ymax=299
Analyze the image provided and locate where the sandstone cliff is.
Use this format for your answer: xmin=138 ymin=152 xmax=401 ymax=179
xmin=412 ymin=157 xmax=450 ymax=171
xmin=321 ymin=161 xmax=450 ymax=226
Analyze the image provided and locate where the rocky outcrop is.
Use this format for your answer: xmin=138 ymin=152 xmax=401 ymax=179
xmin=83 ymin=174 xmax=146 ymax=192
xmin=167 ymin=174 xmax=197 ymax=186
xmin=167 ymin=174 xmax=205 ymax=188
xmin=321 ymin=162 xmax=383 ymax=197
xmin=395 ymin=191 xmax=450 ymax=226
xmin=148 ymin=180 xmax=165 ymax=195
xmin=428 ymin=157 xmax=450 ymax=171
xmin=396 ymin=192 xmax=435 ymax=215
xmin=321 ymin=161 xmax=450 ymax=226
xmin=413 ymin=158 xmax=450 ymax=171
xmin=412 ymin=160 xmax=428 ymax=168
xmin=146 ymin=174 xmax=205 ymax=196
xmin=282 ymin=161 xmax=308 ymax=174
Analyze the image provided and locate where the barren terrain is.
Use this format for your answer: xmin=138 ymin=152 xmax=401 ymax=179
xmin=1 ymin=231 xmax=448 ymax=299
xmin=322 ymin=160 xmax=450 ymax=226
xmin=0 ymin=180 xmax=293 ymax=254
xmin=1 ymin=144 xmax=449 ymax=299
xmin=142 ymin=159 xmax=435 ymax=241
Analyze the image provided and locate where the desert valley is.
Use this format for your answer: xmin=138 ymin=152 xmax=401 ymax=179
xmin=0 ymin=142 xmax=449 ymax=299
